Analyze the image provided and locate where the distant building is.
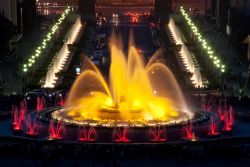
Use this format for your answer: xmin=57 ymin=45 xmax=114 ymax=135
xmin=94 ymin=0 xmax=155 ymax=16
xmin=19 ymin=0 xmax=37 ymax=31
xmin=78 ymin=0 xmax=96 ymax=16
xmin=212 ymin=0 xmax=250 ymax=32
xmin=37 ymin=0 xmax=77 ymax=6
xmin=172 ymin=0 xmax=211 ymax=16
xmin=155 ymin=0 xmax=172 ymax=16
xmin=0 ymin=0 xmax=37 ymax=33
xmin=0 ymin=0 xmax=18 ymax=25
xmin=230 ymin=0 xmax=250 ymax=16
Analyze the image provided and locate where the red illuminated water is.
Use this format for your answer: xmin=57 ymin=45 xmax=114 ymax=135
xmin=228 ymin=106 xmax=234 ymax=127
xmin=149 ymin=126 xmax=167 ymax=142
xmin=25 ymin=115 xmax=38 ymax=136
xmin=12 ymin=105 xmax=22 ymax=131
xmin=36 ymin=96 xmax=46 ymax=111
xmin=217 ymin=102 xmax=234 ymax=132
xmin=78 ymin=126 xmax=97 ymax=142
xmin=217 ymin=106 xmax=225 ymax=121
xmin=200 ymin=96 xmax=212 ymax=112
xmin=223 ymin=106 xmax=234 ymax=132
xmin=48 ymin=121 xmax=64 ymax=140
xmin=182 ymin=122 xmax=195 ymax=140
xmin=55 ymin=95 xmax=65 ymax=107
xmin=208 ymin=116 xmax=220 ymax=136
xmin=20 ymin=99 xmax=27 ymax=116
xmin=113 ymin=127 xmax=130 ymax=142
xmin=12 ymin=101 xmax=27 ymax=131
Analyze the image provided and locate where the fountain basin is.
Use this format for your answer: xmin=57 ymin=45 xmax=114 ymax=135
xmin=38 ymin=107 xmax=213 ymax=128
xmin=50 ymin=108 xmax=194 ymax=127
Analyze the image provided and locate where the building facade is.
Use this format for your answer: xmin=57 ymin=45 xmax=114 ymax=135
xmin=0 ymin=0 xmax=18 ymax=25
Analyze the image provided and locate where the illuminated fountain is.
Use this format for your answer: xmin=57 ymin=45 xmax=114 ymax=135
xmin=48 ymin=121 xmax=64 ymax=140
xmin=113 ymin=127 xmax=130 ymax=143
xmin=217 ymin=105 xmax=225 ymax=121
xmin=36 ymin=96 xmax=46 ymax=112
xmin=43 ymin=17 xmax=83 ymax=88
xmin=208 ymin=116 xmax=220 ymax=137
xmin=149 ymin=126 xmax=167 ymax=142
xmin=12 ymin=105 xmax=23 ymax=132
xmin=25 ymin=115 xmax=39 ymax=137
xmin=182 ymin=122 xmax=196 ymax=141
xmin=78 ymin=126 xmax=97 ymax=142
xmin=168 ymin=18 xmax=182 ymax=45
xmin=55 ymin=94 xmax=66 ymax=107
xmin=222 ymin=106 xmax=234 ymax=132
xmin=51 ymin=33 xmax=193 ymax=127
xmin=201 ymin=96 xmax=212 ymax=112
xmin=168 ymin=17 xmax=203 ymax=88
xmin=12 ymin=100 xmax=27 ymax=132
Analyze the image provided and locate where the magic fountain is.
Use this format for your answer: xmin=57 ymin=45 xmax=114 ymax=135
xmin=51 ymin=34 xmax=193 ymax=127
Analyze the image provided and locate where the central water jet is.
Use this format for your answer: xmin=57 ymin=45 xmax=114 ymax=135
xmin=52 ymin=33 xmax=193 ymax=127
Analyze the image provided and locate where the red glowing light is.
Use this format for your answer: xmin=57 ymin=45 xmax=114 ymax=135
xmin=208 ymin=116 xmax=220 ymax=136
xmin=201 ymin=97 xmax=212 ymax=112
xmin=48 ymin=121 xmax=64 ymax=140
xmin=149 ymin=126 xmax=167 ymax=142
xmin=36 ymin=96 xmax=46 ymax=111
xmin=78 ymin=126 xmax=97 ymax=142
xmin=113 ymin=127 xmax=130 ymax=143
xmin=183 ymin=122 xmax=193 ymax=140
xmin=223 ymin=108 xmax=234 ymax=132
xmin=228 ymin=106 xmax=234 ymax=127
xmin=217 ymin=106 xmax=225 ymax=121
xmin=55 ymin=94 xmax=65 ymax=107
xmin=25 ymin=115 xmax=38 ymax=136
xmin=217 ymin=104 xmax=234 ymax=132
xmin=12 ymin=104 xmax=26 ymax=131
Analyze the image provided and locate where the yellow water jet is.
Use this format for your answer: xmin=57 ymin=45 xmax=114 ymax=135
xmin=54 ymin=34 xmax=193 ymax=126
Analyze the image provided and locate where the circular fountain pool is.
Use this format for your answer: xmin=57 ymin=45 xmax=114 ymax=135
xmin=50 ymin=108 xmax=194 ymax=127
xmin=36 ymin=34 xmax=213 ymax=142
